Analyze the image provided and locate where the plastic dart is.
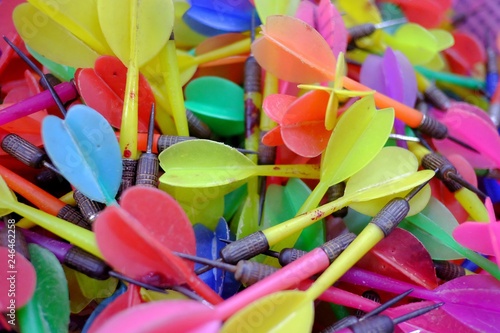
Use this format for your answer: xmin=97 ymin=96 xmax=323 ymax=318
xmin=250 ymin=16 xmax=481 ymax=153
xmin=489 ymin=83 xmax=500 ymax=128
xmin=222 ymin=232 xmax=356 ymax=267
xmin=321 ymin=289 xmax=413 ymax=332
xmin=158 ymin=140 xmax=321 ymax=191
xmin=221 ymin=147 xmax=434 ymax=264
xmin=135 ymin=104 xmax=159 ymax=188
xmin=93 ymin=186 xmax=224 ymax=305
xmin=415 ymin=71 xmax=451 ymax=111
xmin=42 ymin=105 xmax=122 ymax=206
xmin=486 ymin=32 xmax=499 ymax=98
xmin=3 ymin=36 xmax=66 ymax=116
xmin=221 ymin=182 xmax=431 ymax=332
xmin=347 ymin=18 xmax=407 ymax=44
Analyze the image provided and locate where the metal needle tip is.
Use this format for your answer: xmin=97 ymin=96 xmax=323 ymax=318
xmin=447 ymin=135 xmax=480 ymax=154
xmin=108 ymin=271 xmax=167 ymax=294
xmin=394 ymin=302 xmax=444 ymax=324
xmin=3 ymin=36 xmax=67 ymax=116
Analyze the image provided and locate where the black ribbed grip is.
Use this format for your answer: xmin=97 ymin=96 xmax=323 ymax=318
xmin=0 ymin=227 xmax=30 ymax=260
xmin=321 ymin=232 xmax=356 ymax=263
xmin=235 ymin=261 xmax=278 ymax=286
xmin=355 ymin=290 xmax=381 ymax=318
xmin=186 ymin=109 xmax=214 ymax=139
xmin=278 ymin=248 xmax=308 ymax=266
xmin=57 ymin=205 xmax=91 ymax=230
xmin=73 ymin=190 xmax=104 ymax=223
xmin=371 ymin=198 xmax=409 ymax=236
xmin=433 ymin=260 xmax=465 ymax=281
xmin=2 ymin=134 xmax=47 ymax=168
xmin=244 ymin=57 xmax=261 ymax=93
xmin=258 ymin=134 xmax=276 ymax=165
xmin=120 ymin=159 xmax=137 ymax=195
xmin=421 ymin=153 xmax=462 ymax=192
xmin=135 ymin=153 xmax=159 ymax=188
xmin=424 ymin=85 xmax=450 ymax=110
xmin=347 ymin=24 xmax=376 ymax=40
xmin=326 ymin=183 xmax=348 ymax=217
xmin=350 ymin=316 xmax=394 ymax=333
xmin=220 ymin=231 xmax=269 ymax=264
xmin=157 ymin=135 xmax=196 ymax=152
xmin=64 ymin=246 xmax=110 ymax=280
xmin=417 ymin=115 xmax=448 ymax=139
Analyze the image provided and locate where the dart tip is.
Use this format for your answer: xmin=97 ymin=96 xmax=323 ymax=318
xmin=146 ymin=104 xmax=155 ymax=154
xmin=447 ymin=173 xmax=488 ymax=199
xmin=108 ymin=271 xmax=168 ymax=294
xmin=393 ymin=302 xmax=444 ymax=324
xmin=362 ymin=289 xmax=413 ymax=319
xmin=404 ymin=177 xmax=433 ymax=202
xmin=447 ymin=135 xmax=480 ymax=154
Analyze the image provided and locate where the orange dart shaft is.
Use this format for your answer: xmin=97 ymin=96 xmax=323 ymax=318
xmin=343 ymin=77 xmax=423 ymax=128
xmin=0 ymin=164 xmax=64 ymax=215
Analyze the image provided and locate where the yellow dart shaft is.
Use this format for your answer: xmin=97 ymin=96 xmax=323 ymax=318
xmin=8 ymin=200 xmax=102 ymax=258
xmin=305 ymin=224 xmax=385 ymax=300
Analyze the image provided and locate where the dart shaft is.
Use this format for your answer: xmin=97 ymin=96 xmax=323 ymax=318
xmin=343 ymin=77 xmax=422 ymax=128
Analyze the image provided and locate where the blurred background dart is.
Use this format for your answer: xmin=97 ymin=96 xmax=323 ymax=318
xmin=332 ymin=302 xmax=444 ymax=333
xmin=488 ymin=83 xmax=500 ymax=128
xmin=321 ymin=289 xmax=413 ymax=332
xmin=135 ymin=104 xmax=159 ymax=188
xmin=485 ymin=32 xmax=498 ymax=98
xmin=347 ymin=17 xmax=407 ymax=47
xmin=416 ymin=72 xmax=451 ymax=111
